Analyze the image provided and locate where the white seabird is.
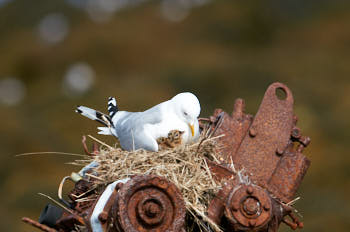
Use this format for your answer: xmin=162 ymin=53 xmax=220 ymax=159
xmin=76 ymin=92 xmax=201 ymax=151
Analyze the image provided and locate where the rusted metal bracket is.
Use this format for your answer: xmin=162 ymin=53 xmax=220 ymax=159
xmin=232 ymin=83 xmax=295 ymax=189
xmin=205 ymin=82 xmax=311 ymax=231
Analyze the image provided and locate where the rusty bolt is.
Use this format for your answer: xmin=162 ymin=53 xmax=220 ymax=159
xmin=242 ymin=197 xmax=260 ymax=216
xmin=249 ymin=220 xmax=256 ymax=227
xmin=137 ymin=198 xmax=165 ymax=226
xmin=298 ymin=222 xmax=304 ymax=228
xmin=283 ymin=219 xmax=298 ymax=230
xmin=231 ymin=202 xmax=239 ymax=212
xmin=144 ymin=201 xmax=161 ymax=218
xmin=115 ymin=182 xmax=124 ymax=191
xmin=276 ymin=147 xmax=284 ymax=156
xmin=98 ymin=212 xmax=108 ymax=223
xmin=249 ymin=128 xmax=257 ymax=137
xmin=246 ymin=186 xmax=254 ymax=195
xmin=263 ymin=204 xmax=270 ymax=211
xmin=291 ymin=127 xmax=301 ymax=139
xmin=231 ymin=207 xmax=238 ymax=212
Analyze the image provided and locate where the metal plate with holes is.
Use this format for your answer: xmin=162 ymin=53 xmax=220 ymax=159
xmin=233 ymin=83 xmax=294 ymax=187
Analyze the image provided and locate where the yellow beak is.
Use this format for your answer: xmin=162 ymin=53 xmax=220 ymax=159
xmin=189 ymin=124 xmax=195 ymax=137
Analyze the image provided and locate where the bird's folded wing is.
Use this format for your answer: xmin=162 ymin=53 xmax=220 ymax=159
xmin=137 ymin=104 xmax=164 ymax=125
xmin=114 ymin=108 xmax=164 ymax=151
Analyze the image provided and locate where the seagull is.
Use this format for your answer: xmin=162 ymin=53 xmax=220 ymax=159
xmin=76 ymin=92 xmax=201 ymax=152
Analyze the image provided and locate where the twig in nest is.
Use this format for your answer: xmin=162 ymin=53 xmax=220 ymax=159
xmin=87 ymin=135 xmax=113 ymax=150
xmin=22 ymin=217 xmax=58 ymax=232
xmin=196 ymin=112 xmax=224 ymax=155
xmin=82 ymin=136 xmax=99 ymax=156
xmin=38 ymin=193 xmax=74 ymax=215
xmin=15 ymin=152 xmax=86 ymax=157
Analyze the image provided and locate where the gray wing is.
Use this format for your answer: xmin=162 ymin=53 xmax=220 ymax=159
xmin=115 ymin=106 xmax=164 ymax=151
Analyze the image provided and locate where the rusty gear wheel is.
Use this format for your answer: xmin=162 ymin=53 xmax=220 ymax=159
xmin=224 ymin=184 xmax=272 ymax=231
xmin=114 ymin=175 xmax=186 ymax=232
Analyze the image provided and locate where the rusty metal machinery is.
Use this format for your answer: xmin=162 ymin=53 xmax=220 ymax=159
xmin=206 ymin=82 xmax=310 ymax=231
xmin=23 ymin=175 xmax=186 ymax=232
xmin=23 ymin=82 xmax=310 ymax=232
xmin=112 ymin=175 xmax=186 ymax=232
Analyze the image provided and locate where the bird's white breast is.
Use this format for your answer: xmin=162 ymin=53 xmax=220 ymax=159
xmin=144 ymin=116 xmax=192 ymax=144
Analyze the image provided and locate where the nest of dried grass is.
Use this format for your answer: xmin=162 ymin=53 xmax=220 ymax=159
xmin=73 ymin=131 xmax=225 ymax=232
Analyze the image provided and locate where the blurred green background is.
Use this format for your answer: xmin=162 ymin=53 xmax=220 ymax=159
xmin=0 ymin=0 xmax=349 ymax=231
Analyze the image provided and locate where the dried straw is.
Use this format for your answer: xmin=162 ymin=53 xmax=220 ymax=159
xmin=74 ymin=134 xmax=224 ymax=232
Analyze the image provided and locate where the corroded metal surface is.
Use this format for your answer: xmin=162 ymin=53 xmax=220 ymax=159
xmin=209 ymin=83 xmax=310 ymax=202
xmin=69 ymin=179 xmax=96 ymax=213
xmin=206 ymin=82 xmax=310 ymax=231
xmin=114 ymin=175 xmax=186 ymax=232
xmin=206 ymin=159 xmax=237 ymax=183
xmin=224 ymin=184 xmax=272 ymax=231
xmin=96 ymin=182 xmax=124 ymax=232
xmin=268 ymin=150 xmax=310 ymax=203
xmin=206 ymin=160 xmax=240 ymax=227
xmin=56 ymin=212 xmax=85 ymax=231
xmin=207 ymin=99 xmax=253 ymax=163
xmin=208 ymin=181 xmax=234 ymax=226
xmin=232 ymin=83 xmax=295 ymax=189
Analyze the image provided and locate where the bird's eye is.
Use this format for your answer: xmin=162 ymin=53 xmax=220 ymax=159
xmin=184 ymin=112 xmax=188 ymax=116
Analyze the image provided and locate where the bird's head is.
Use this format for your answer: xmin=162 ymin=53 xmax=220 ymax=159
xmin=171 ymin=92 xmax=200 ymax=137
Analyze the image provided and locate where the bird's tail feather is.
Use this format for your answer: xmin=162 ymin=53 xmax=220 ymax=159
xmin=76 ymin=106 xmax=113 ymax=127
xmin=108 ymin=97 xmax=119 ymax=119
xmin=97 ymin=127 xmax=113 ymax=135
